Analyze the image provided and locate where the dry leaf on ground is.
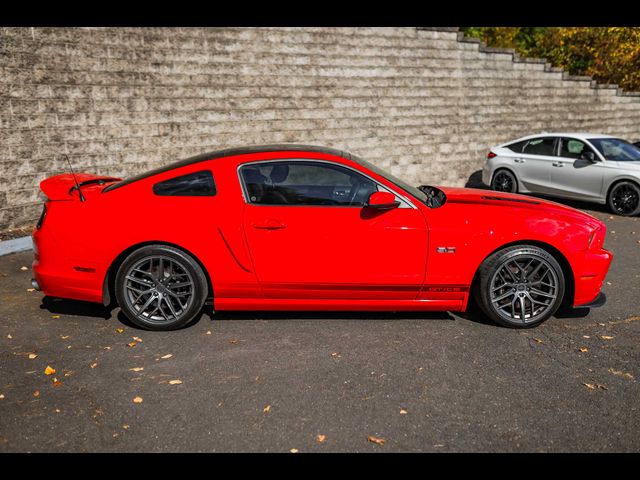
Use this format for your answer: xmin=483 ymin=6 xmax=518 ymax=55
xmin=400 ymin=409 xmax=408 ymax=415
xmin=133 ymin=396 xmax=143 ymax=404
xmin=169 ymin=379 xmax=183 ymax=385
xmin=133 ymin=336 xmax=143 ymax=343
xmin=331 ymin=352 xmax=341 ymax=357
xmin=90 ymin=363 xmax=98 ymax=369
xmin=20 ymin=266 xmax=28 ymax=271
xmin=33 ymin=390 xmax=40 ymax=397
xmin=127 ymin=342 xmax=136 ymax=348
xmin=533 ymin=338 xmax=544 ymax=344
xmin=368 ymin=436 xmax=385 ymax=445
xmin=115 ymin=328 xmax=124 ymax=333
xmin=583 ymin=383 xmax=596 ymax=390
xmin=206 ymin=331 xmax=212 ymax=335
xmin=161 ymin=354 xmax=172 ymax=359
xmin=44 ymin=366 xmax=56 ymax=375
xmin=28 ymin=353 xmax=38 ymax=359
xmin=579 ymin=348 xmax=588 ymax=353
xmin=7 ymin=334 xmax=12 ymax=339
xmin=51 ymin=315 xmax=60 ymax=319
xmin=129 ymin=367 xmax=144 ymax=372
xmin=609 ymin=368 xmax=634 ymax=380
xmin=26 ymin=288 xmax=35 ymax=292
xmin=290 ymin=448 xmax=299 ymax=453
xmin=0 ymin=394 xmax=5 ymax=400
xmin=601 ymin=335 xmax=614 ymax=340
xmin=316 ymin=434 xmax=326 ymax=443
xmin=52 ymin=378 xmax=62 ymax=387
xmin=263 ymin=405 xmax=271 ymax=413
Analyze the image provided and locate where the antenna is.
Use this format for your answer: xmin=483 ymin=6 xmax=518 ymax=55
xmin=64 ymin=153 xmax=86 ymax=202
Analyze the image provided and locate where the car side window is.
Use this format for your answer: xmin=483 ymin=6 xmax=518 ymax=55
xmin=505 ymin=140 xmax=528 ymax=153
xmin=559 ymin=138 xmax=595 ymax=160
xmin=522 ymin=137 xmax=557 ymax=156
xmin=240 ymin=161 xmax=378 ymax=206
xmin=153 ymin=170 xmax=216 ymax=196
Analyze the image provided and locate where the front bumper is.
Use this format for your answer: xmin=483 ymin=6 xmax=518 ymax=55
xmin=575 ymin=292 xmax=606 ymax=308
xmin=572 ymin=248 xmax=613 ymax=307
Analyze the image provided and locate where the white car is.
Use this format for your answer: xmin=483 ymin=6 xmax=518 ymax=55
xmin=482 ymin=133 xmax=640 ymax=216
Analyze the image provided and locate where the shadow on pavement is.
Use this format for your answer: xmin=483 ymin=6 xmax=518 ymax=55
xmin=41 ymin=296 xmax=112 ymax=320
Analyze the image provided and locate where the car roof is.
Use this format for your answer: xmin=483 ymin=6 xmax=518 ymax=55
xmin=103 ymin=144 xmax=355 ymax=192
xmin=498 ymin=132 xmax=618 ymax=146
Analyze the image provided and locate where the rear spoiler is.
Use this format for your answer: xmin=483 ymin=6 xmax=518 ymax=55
xmin=40 ymin=174 xmax=121 ymax=201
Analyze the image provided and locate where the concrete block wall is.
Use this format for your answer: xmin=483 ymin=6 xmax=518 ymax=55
xmin=2 ymin=26 xmax=640 ymax=234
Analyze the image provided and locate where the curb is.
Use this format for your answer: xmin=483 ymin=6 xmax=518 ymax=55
xmin=0 ymin=236 xmax=33 ymax=257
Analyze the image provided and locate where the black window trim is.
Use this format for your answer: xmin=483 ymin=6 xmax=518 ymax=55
xmin=152 ymin=169 xmax=217 ymax=197
xmin=237 ymin=159 xmax=415 ymax=209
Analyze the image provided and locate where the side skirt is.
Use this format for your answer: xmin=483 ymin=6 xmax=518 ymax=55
xmin=214 ymin=298 xmax=465 ymax=312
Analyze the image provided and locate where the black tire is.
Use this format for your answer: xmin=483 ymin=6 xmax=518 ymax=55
xmin=607 ymin=181 xmax=640 ymax=217
xmin=491 ymin=169 xmax=518 ymax=193
xmin=473 ymin=245 xmax=565 ymax=328
xmin=115 ymin=245 xmax=208 ymax=331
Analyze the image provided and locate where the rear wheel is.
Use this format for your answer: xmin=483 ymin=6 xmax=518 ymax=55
xmin=115 ymin=245 xmax=208 ymax=331
xmin=607 ymin=181 xmax=640 ymax=216
xmin=491 ymin=169 xmax=518 ymax=193
xmin=474 ymin=245 xmax=564 ymax=328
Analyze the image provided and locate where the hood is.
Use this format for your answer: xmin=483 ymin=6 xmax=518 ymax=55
xmin=40 ymin=173 xmax=121 ymax=201
xmin=438 ymin=186 xmax=602 ymax=228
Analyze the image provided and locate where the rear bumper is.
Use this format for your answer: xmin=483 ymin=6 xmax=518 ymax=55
xmin=572 ymin=248 xmax=613 ymax=308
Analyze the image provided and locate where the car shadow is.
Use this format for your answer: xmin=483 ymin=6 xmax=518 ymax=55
xmin=465 ymin=170 xmax=490 ymax=190
xmin=41 ymin=296 xmax=113 ymax=320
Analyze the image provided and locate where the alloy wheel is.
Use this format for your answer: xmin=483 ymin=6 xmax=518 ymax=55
xmin=492 ymin=171 xmax=516 ymax=193
xmin=610 ymin=183 xmax=640 ymax=216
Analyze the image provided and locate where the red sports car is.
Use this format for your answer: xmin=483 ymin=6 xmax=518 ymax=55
xmin=32 ymin=145 xmax=612 ymax=330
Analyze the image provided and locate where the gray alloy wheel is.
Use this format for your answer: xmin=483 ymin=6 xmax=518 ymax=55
xmin=607 ymin=181 xmax=640 ymax=217
xmin=115 ymin=245 xmax=208 ymax=331
xmin=491 ymin=169 xmax=518 ymax=193
xmin=474 ymin=245 xmax=565 ymax=328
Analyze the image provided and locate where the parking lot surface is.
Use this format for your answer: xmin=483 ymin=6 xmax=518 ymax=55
xmin=0 ymin=201 xmax=638 ymax=452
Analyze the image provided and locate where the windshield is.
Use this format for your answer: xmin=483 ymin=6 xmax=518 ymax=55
xmin=354 ymin=157 xmax=430 ymax=204
xmin=588 ymin=138 xmax=640 ymax=162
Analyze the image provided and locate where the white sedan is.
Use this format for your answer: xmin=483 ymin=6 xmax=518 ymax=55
xmin=482 ymin=133 xmax=640 ymax=216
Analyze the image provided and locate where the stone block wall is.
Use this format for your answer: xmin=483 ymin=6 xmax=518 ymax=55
xmin=1 ymin=26 xmax=640 ymax=234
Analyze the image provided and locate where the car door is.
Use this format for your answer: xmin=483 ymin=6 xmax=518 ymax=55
xmin=515 ymin=137 xmax=559 ymax=194
xmin=548 ymin=137 xmax=605 ymax=200
xmin=239 ymin=160 xmax=429 ymax=300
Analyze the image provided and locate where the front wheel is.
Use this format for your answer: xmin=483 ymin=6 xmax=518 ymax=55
xmin=607 ymin=181 xmax=640 ymax=216
xmin=474 ymin=245 xmax=565 ymax=328
xmin=115 ymin=245 xmax=208 ymax=331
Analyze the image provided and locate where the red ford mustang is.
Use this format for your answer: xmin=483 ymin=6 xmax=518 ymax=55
xmin=32 ymin=145 xmax=612 ymax=330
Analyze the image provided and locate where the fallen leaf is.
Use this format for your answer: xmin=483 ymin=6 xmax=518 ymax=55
xmin=169 ymin=379 xmax=183 ymax=385
xmin=601 ymin=335 xmax=614 ymax=340
xmin=55 ymin=409 xmax=60 ymax=413
xmin=20 ymin=266 xmax=28 ymax=271
xmin=129 ymin=367 xmax=144 ymax=372
xmin=28 ymin=353 xmax=38 ymax=359
xmin=115 ymin=328 xmax=125 ymax=333
xmin=609 ymin=368 xmax=634 ymax=380
xmin=44 ymin=365 xmax=56 ymax=375
xmin=598 ymin=323 xmax=606 ymax=326
xmin=583 ymin=383 xmax=596 ymax=390
xmin=316 ymin=434 xmax=326 ymax=443
xmin=103 ymin=346 xmax=112 ymax=350
xmin=51 ymin=315 xmax=60 ymax=319
xmin=263 ymin=405 xmax=271 ymax=413
xmin=229 ymin=339 xmax=239 ymax=344
xmin=0 ymin=394 xmax=4 ymax=400
xmin=127 ymin=342 xmax=137 ymax=348
xmin=579 ymin=348 xmax=589 ymax=353
xmin=26 ymin=288 xmax=35 ymax=292
xmin=368 ymin=436 xmax=385 ymax=446
xmin=290 ymin=448 xmax=299 ymax=453
xmin=533 ymin=338 xmax=544 ymax=344
xmin=331 ymin=352 xmax=341 ymax=357
xmin=60 ymin=335 xmax=70 ymax=340
xmin=206 ymin=331 xmax=212 ymax=335
xmin=90 ymin=363 xmax=98 ymax=369
xmin=596 ymin=383 xmax=608 ymax=391
xmin=161 ymin=354 xmax=172 ymax=359
xmin=132 ymin=336 xmax=143 ymax=343
xmin=583 ymin=335 xmax=591 ymax=339
xmin=400 ymin=409 xmax=408 ymax=415
xmin=7 ymin=334 xmax=12 ymax=339
xmin=33 ymin=390 xmax=40 ymax=397
xmin=52 ymin=378 xmax=62 ymax=387
xmin=133 ymin=396 xmax=143 ymax=404
xmin=122 ymin=425 xmax=130 ymax=430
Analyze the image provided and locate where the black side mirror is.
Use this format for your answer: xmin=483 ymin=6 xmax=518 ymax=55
xmin=581 ymin=151 xmax=597 ymax=162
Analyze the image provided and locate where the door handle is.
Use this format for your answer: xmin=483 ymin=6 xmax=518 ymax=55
xmin=252 ymin=220 xmax=287 ymax=230
xmin=552 ymin=162 xmax=564 ymax=167
xmin=514 ymin=158 xmax=526 ymax=163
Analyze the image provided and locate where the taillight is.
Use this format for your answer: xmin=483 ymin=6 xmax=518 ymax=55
xmin=36 ymin=204 xmax=47 ymax=229
xmin=487 ymin=152 xmax=497 ymax=159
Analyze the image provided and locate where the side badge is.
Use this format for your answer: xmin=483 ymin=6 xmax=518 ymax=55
xmin=436 ymin=247 xmax=456 ymax=254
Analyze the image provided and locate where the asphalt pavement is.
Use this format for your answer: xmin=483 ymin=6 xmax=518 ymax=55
xmin=0 ymin=201 xmax=638 ymax=452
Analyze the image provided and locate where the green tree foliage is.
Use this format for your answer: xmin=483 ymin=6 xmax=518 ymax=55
xmin=461 ymin=27 xmax=640 ymax=91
